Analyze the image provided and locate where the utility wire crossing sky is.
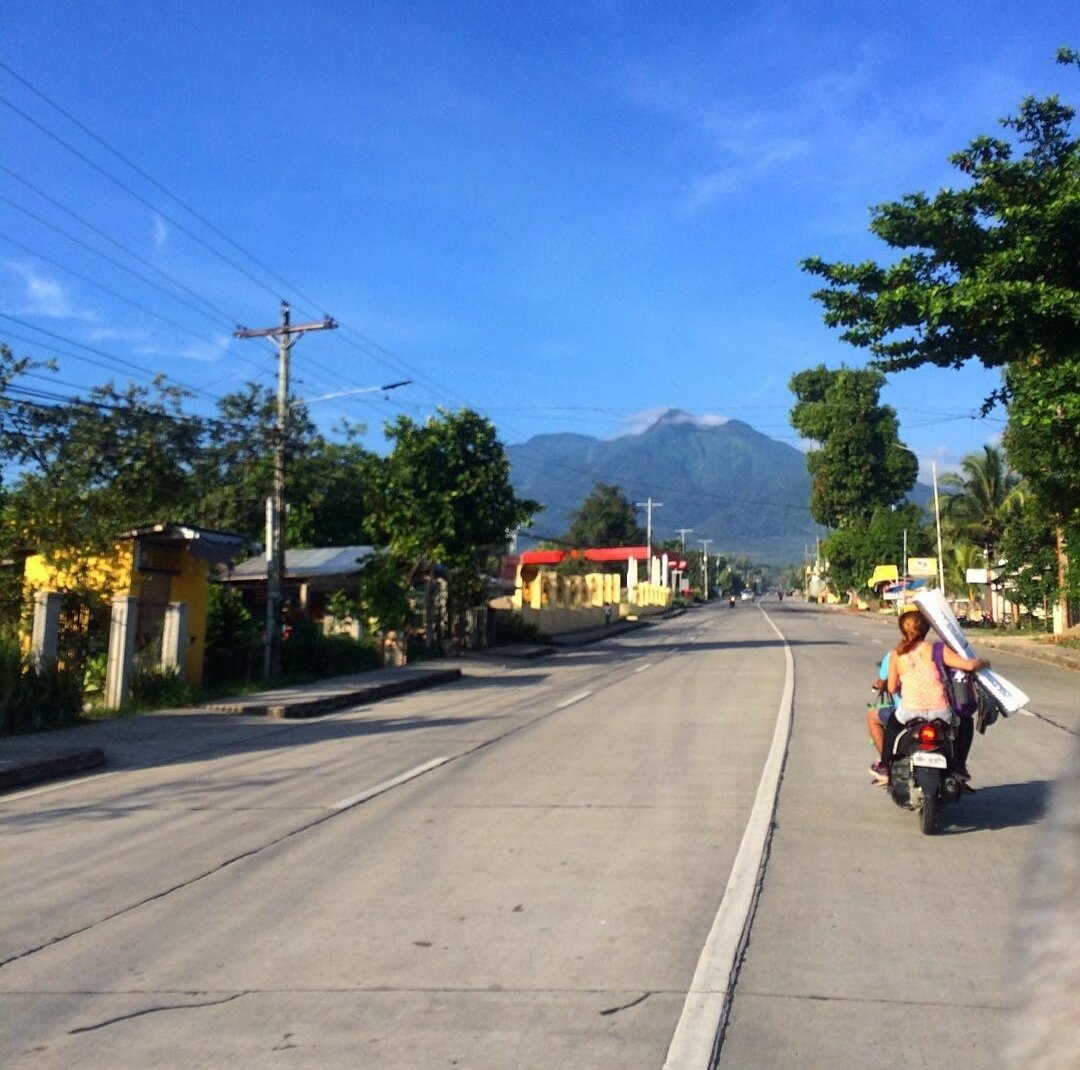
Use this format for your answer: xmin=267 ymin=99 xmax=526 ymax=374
xmin=0 ymin=2 xmax=1072 ymax=482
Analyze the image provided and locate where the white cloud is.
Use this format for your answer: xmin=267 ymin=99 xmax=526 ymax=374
xmin=135 ymin=333 xmax=233 ymax=363
xmin=152 ymin=214 xmax=169 ymax=250
xmin=6 ymin=263 xmax=96 ymax=321
xmin=613 ymin=407 xmax=729 ymax=437
xmin=84 ymin=325 xmax=150 ymax=344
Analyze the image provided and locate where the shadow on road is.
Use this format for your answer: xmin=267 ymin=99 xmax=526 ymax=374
xmin=554 ymin=637 xmax=846 ymax=666
xmin=450 ymin=672 xmax=551 ymax=689
xmin=939 ymin=778 xmax=1051 ymax=834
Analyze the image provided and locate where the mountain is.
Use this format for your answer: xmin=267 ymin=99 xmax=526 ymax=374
xmin=508 ymin=409 xmax=825 ymax=565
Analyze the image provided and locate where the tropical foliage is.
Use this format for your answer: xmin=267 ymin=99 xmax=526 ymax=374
xmin=939 ymin=446 xmax=1023 ymax=569
xmin=563 ymin=482 xmax=645 ymax=548
xmin=789 ymin=365 xmax=918 ymax=529
xmin=361 ymin=408 xmax=539 ymax=648
xmin=799 ymin=49 xmax=1080 ymax=619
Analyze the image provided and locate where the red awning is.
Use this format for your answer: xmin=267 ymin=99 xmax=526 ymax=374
xmin=583 ymin=546 xmax=648 ymax=562
xmin=520 ymin=550 xmax=566 ymax=565
xmin=520 ymin=546 xmax=649 ymax=566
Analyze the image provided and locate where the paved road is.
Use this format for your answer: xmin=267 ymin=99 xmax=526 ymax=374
xmin=0 ymin=603 xmax=1073 ymax=1068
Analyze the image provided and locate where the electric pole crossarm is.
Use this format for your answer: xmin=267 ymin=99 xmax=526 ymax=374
xmin=234 ymin=316 xmax=338 ymax=339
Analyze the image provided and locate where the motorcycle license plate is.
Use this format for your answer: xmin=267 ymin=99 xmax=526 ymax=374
xmin=911 ymin=752 xmax=947 ymax=769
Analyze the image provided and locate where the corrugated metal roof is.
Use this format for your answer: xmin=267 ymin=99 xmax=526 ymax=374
xmin=227 ymin=545 xmax=375 ymax=580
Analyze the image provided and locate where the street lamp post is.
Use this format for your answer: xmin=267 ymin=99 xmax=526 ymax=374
xmin=698 ymin=538 xmax=713 ymax=599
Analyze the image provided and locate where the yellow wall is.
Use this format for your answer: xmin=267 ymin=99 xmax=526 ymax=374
xmin=171 ymin=551 xmax=209 ymax=684
xmin=23 ymin=541 xmax=211 ymax=685
xmin=24 ymin=544 xmax=136 ymax=599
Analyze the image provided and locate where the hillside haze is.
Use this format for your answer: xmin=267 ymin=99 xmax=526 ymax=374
xmin=508 ymin=409 xmax=824 ymax=565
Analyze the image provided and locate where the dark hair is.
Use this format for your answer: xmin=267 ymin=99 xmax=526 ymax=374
xmin=895 ymin=609 xmax=930 ymax=657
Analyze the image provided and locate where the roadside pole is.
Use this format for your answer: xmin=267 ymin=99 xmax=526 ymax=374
xmin=235 ymin=301 xmax=337 ymax=679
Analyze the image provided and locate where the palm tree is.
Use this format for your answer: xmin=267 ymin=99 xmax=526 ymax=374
xmin=940 ymin=445 xmax=1024 ymax=619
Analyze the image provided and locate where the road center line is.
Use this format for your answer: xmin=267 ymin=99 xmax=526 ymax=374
xmin=663 ymin=606 xmax=795 ymax=1069
xmin=555 ymin=690 xmax=593 ymax=710
xmin=329 ymin=756 xmax=453 ymax=811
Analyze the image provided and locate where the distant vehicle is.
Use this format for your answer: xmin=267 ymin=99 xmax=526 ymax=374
xmin=740 ymin=590 xmax=754 ymax=602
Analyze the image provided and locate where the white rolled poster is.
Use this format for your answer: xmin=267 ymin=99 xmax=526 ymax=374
xmin=914 ymin=589 xmax=1029 ymax=714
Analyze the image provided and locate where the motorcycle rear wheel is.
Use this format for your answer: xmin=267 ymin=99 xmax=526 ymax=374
xmin=919 ymin=793 xmax=938 ymax=835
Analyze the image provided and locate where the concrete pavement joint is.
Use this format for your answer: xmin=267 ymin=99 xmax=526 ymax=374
xmin=12 ymin=984 xmax=687 ymax=997
xmin=735 ymin=989 xmax=1009 ymax=1011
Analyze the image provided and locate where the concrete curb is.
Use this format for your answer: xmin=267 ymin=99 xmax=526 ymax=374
xmin=0 ymin=668 xmax=466 ymax=795
xmin=0 ymin=745 xmax=105 ymax=791
xmin=200 ymin=668 xmax=464 ymax=718
xmin=974 ymin=637 xmax=1080 ymax=673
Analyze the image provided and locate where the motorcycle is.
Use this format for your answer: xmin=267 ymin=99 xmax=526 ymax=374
xmin=729 ymin=595 xmax=736 ymax=608
xmin=886 ymin=717 xmax=966 ymax=834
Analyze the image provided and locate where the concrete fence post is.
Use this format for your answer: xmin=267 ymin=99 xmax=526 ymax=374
xmin=161 ymin=601 xmax=189 ymax=679
xmin=30 ymin=590 xmax=62 ymax=668
xmin=104 ymin=595 xmax=138 ymax=710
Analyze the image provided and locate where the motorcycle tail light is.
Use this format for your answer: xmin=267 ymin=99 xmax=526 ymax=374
xmin=917 ymin=724 xmax=939 ymax=750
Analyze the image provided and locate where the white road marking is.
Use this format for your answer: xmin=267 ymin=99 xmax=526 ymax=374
xmin=555 ymin=690 xmax=593 ymax=710
xmin=329 ymin=756 xmax=453 ymax=811
xmin=663 ymin=607 xmax=795 ymax=1069
xmin=633 ymin=663 xmax=652 ymax=674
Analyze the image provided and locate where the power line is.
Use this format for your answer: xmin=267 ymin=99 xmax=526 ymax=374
xmin=0 ymin=166 xmax=241 ymax=325
xmin=0 ymin=60 xmax=329 ymax=315
xmin=0 ymin=231 xmax=242 ymax=359
xmin=0 ymin=64 xmax=490 ymax=434
xmin=0 ymin=314 xmax=215 ymax=399
xmin=0 ymin=88 xmax=289 ymax=305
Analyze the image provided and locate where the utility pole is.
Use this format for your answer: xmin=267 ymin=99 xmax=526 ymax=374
xmin=675 ymin=527 xmax=693 ymax=553
xmin=698 ymin=538 xmax=713 ymax=599
xmin=636 ymin=497 xmax=663 ymax=573
xmin=235 ymin=301 xmax=338 ymax=678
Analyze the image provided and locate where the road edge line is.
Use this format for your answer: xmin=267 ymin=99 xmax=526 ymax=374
xmin=663 ymin=605 xmax=795 ymax=1069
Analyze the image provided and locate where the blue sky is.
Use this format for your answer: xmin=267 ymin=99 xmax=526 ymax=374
xmin=1 ymin=2 xmax=1074 ymax=481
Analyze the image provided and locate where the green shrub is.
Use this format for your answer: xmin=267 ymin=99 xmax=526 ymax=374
xmin=204 ymin=583 xmax=262 ymax=685
xmin=0 ymin=633 xmax=83 ymax=736
xmin=492 ymin=612 xmax=544 ymax=645
xmin=280 ymin=617 xmax=378 ymax=679
xmin=127 ymin=664 xmax=197 ymax=711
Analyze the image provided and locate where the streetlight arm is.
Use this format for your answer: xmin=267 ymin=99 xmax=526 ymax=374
xmin=293 ymin=380 xmax=411 ymax=407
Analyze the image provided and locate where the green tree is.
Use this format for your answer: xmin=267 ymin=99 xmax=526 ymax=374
xmin=997 ymin=504 xmax=1062 ymax=629
xmin=939 ymin=445 xmax=1023 ymax=574
xmin=820 ymin=503 xmax=931 ymax=598
xmin=788 ymin=365 xmax=918 ymax=529
xmin=801 ymin=50 xmax=1078 ymax=385
xmin=363 ymin=408 xmax=538 ymax=648
xmin=563 ymin=482 xmax=645 ymax=547
xmin=1 ymin=375 xmax=203 ymax=570
xmin=1003 ymin=355 xmax=1080 ymax=613
xmin=192 ymin=383 xmax=376 ymax=548
xmin=801 ymin=48 xmax=1080 ymax=618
